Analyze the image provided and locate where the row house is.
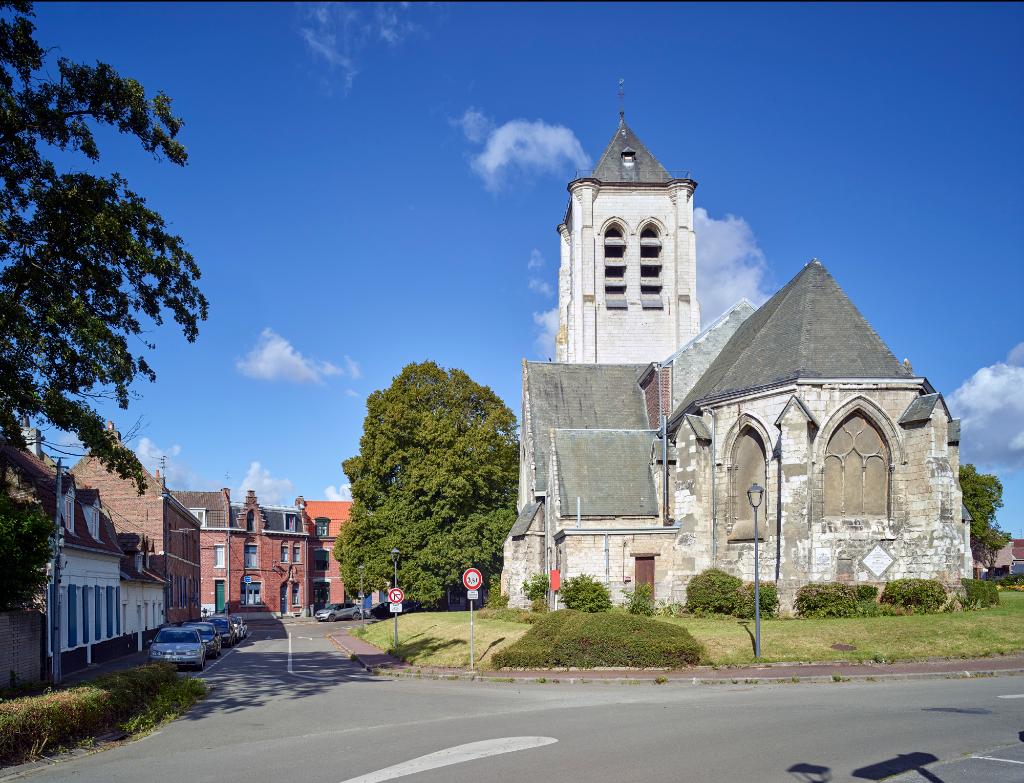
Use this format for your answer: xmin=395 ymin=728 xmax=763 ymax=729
xmin=304 ymin=500 xmax=351 ymax=610
xmin=72 ymin=422 xmax=201 ymax=624
xmin=1 ymin=425 xmax=167 ymax=679
xmin=175 ymin=488 xmax=313 ymax=617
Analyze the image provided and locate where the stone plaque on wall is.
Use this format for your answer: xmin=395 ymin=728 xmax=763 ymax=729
xmin=863 ymin=544 xmax=894 ymax=578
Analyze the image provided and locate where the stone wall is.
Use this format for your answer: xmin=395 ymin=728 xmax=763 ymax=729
xmin=0 ymin=610 xmax=44 ymax=684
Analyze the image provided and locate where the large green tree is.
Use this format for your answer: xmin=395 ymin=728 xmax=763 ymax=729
xmin=0 ymin=1 xmax=206 ymax=492
xmin=960 ymin=463 xmax=1009 ymax=572
xmin=335 ymin=361 xmax=518 ymax=606
xmin=0 ymin=490 xmax=52 ymax=610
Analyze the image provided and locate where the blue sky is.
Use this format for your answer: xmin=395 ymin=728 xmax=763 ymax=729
xmin=28 ymin=3 xmax=1024 ymax=531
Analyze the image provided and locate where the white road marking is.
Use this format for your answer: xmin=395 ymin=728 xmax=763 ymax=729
xmin=338 ymin=737 xmax=558 ymax=783
xmin=973 ymin=756 xmax=1024 ymax=765
xmin=199 ymin=642 xmax=240 ymax=674
xmin=287 ymin=632 xmax=336 ymax=681
xmin=997 ymin=694 xmax=1024 ymax=699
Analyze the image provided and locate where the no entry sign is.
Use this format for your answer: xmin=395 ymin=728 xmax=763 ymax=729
xmin=462 ymin=568 xmax=483 ymax=591
xmin=387 ymin=587 xmax=404 ymax=604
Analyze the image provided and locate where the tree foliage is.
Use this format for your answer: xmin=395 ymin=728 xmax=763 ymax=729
xmin=334 ymin=361 xmax=518 ymax=606
xmin=0 ymin=1 xmax=206 ymax=492
xmin=0 ymin=490 xmax=52 ymax=610
xmin=960 ymin=463 xmax=1009 ymax=571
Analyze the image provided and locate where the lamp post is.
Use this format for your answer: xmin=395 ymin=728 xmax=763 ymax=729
xmin=390 ymin=548 xmax=400 ymax=649
xmin=747 ymin=483 xmax=765 ymax=659
xmin=357 ymin=563 xmax=365 ymax=620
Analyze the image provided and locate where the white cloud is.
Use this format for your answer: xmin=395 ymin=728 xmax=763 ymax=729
xmin=343 ymin=356 xmax=362 ymax=379
xmin=695 ymin=207 xmax=772 ymax=325
xmin=533 ymin=307 xmax=559 ymax=359
xmin=528 ymin=278 xmax=553 ymax=297
xmin=236 ymin=461 xmax=295 ymax=506
xmin=950 ymin=343 xmax=1024 ymax=472
xmin=527 ymin=249 xmax=545 ymax=270
xmin=135 ymin=437 xmax=217 ymax=490
xmin=237 ymin=328 xmax=352 ymax=384
xmin=324 ymin=484 xmax=353 ymax=502
xmin=456 ymin=109 xmax=589 ymax=191
xmin=345 ymin=388 xmax=360 ymax=399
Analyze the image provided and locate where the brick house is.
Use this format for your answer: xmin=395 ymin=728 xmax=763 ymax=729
xmin=303 ymin=500 xmax=351 ymax=610
xmin=174 ymin=488 xmax=312 ymax=617
xmin=71 ymin=423 xmax=201 ymax=624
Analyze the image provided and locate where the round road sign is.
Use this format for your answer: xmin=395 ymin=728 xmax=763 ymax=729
xmin=387 ymin=587 xmax=404 ymax=604
xmin=462 ymin=568 xmax=483 ymax=590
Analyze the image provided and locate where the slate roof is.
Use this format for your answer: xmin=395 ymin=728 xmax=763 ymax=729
xmin=679 ymin=260 xmax=914 ymax=412
xmin=948 ymin=419 xmax=961 ymax=444
xmin=554 ymin=430 xmax=658 ymax=517
xmin=591 ymin=117 xmax=672 ymax=183
xmin=526 ymin=363 xmax=649 ymax=493
xmin=899 ymin=393 xmax=943 ymax=425
xmin=510 ymin=501 xmax=541 ymax=537
xmin=684 ymin=414 xmax=712 ymax=441
xmin=231 ymin=503 xmax=306 ymax=534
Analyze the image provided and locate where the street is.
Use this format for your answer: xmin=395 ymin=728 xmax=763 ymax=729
xmin=2 ymin=621 xmax=1021 ymax=783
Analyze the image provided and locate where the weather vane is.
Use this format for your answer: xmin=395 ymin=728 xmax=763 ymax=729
xmin=618 ymin=78 xmax=625 ymax=119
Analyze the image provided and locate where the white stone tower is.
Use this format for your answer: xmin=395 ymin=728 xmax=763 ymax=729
xmin=556 ymin=115 xmax=700 ymax=363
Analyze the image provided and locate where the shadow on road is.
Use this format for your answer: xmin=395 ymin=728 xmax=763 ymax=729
xmin=787 ymin=752 xmax=943 ymax=783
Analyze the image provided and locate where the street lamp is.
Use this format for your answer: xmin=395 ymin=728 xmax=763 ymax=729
xmin=390 ymin=548 xmax=400 ymax=649
xmin=747 ymin=483 xmax=765 ymax=659
xmin=357 ymin=563 xmax=365 ymax=619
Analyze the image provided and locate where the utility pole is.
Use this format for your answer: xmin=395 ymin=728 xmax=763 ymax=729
xmin=50 ymin=459 xmax=63 ymax=685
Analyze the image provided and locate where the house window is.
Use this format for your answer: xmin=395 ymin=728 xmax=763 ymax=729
xmin=729 ymin=427 xmax=767 ymax=542
xmin=314 ymin=549 xmax=330 ymax=571
xmin=292 ymin=583 xmax=300 ymax=606
xmin=241 ymin=580 xmax=261 ymax=605
xmin=94 ymin=585 xmax=102 ymax=640
xmin=245 ymin=544 xmax=257 ymax=568
xmin=639 ymin=225 xmax=663 ymax=309
xmin=82 ymin=586 xmax=90 ymax=644
xmin=214 ymin=545 xmax=225 ymax=568
xmin=67 ymin=583 xmax=77 ymax=647
xmin=284 ymin=513 xmax=298 ymax=532
xmin=603 ymin=224 xmax=627 ymax=309
xmin=64 ymin=489 xmax=74 ymax=530
xmin=281 ymin=543 xmax=289 ymax=562
xmin=315 ymin=517 xmax=330 ymax=537
xmin=191 ymin=508 xmax=208 ymax=527
xmin=135 ymin=552 xmax=143 ymax=572
xmin=246 ymin=510 xmax=254 ymax=531
xmin=293 ymin=544 xmax=301 ymax=563
xmin=85 ymin=505 xmax=99 ymax=539
xmin=824 ymin=412 xmax=890 ymax=518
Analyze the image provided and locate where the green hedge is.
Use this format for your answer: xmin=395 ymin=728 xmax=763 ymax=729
xmin=998 ymin=574 xmax=1024 ymax=586
xmin=492 ymin=610 xmax=705 ymax=669
xmin=685 ymin=569 xmax=743 ymax=615
xmin=961 ymin=578 xmax=1000 ymax=609
xmin=559 ymin=575 xmax=612 ymax=613
xmin=795 ymin=583 xmax=859 ymax=618
xmin=881 ymin=579 xmax=947 ymax=613
xmin=736 ymin=582 xmax=779 ymax=619
xmin=522 ymin=573 xmax=549 ymax=602
xmin=0 ymin=663 xmax=181 ymax=765
xmin=855 ymin=585 xmax=879 ymax=602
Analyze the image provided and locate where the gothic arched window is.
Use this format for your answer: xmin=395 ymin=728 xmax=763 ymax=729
xmin=640 ymin=225 xmax=663 ymax=309
xmin=729 ymin=427 xmax=767 ymax=541
xmin=824 ymin=412 xmax=889 ymax=517
xmin=603 ymin=224 xmax=627 ymax=309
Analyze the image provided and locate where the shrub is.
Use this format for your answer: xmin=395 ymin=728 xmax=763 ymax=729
xmin=0 ymin=663 xmax=184 ymax=765
xmin=685 ymin=569 xmax=743 ymax=615
xmin=735 ymin=582 xmax=779 ymax=619
xmin=855 ymin=585 xmax=879 ymax=602
xmin=795 ymin=583 xmax=858 ymax=618
xmin=530 ymin=597 xmax=548 ymax=614
xmin=881 ymin=579 xmax=947 ymax=613
xmin=626 ymin=583 xmax=656 ymax=616
xmin=522 ymin=573 xmax=549 ymax=602
xmin=998 ymin=573 xmax=1024 ymax=586
xmin=476 ymin=607 xmax=534 ymax=624
xmin=484 ymin=590 xmax=510 ymax=609
xmin=492 ymin=610 xmax=705 ymax=669
xmin=560 ymin=575 xmax=613 ymax=613
xmin=960 ymin=578 xmax=1000 ymax=609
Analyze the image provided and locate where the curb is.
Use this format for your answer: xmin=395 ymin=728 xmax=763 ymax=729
xmin=328 ymin=633 xmax=1024 ymax=687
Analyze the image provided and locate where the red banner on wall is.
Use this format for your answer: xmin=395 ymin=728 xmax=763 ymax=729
xmin=549 ymin=569 xmax=560 ymax=591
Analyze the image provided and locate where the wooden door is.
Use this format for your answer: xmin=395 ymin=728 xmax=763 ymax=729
xmin=215 ymin=581 xmax=225 ymax=613
xmin=635 ymin=556 xmax=655 ymax=594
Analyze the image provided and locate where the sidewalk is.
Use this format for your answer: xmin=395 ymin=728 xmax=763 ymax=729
xmin=328 ymin=627 xmax=1024 ymax=685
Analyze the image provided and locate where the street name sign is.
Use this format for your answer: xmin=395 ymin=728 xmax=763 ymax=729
xmin=462 ymin=568 xmax=483 ymax=590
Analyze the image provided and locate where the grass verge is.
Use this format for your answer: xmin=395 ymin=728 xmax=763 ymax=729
xmin=355 ymin=592 xmax=1024 ymax=670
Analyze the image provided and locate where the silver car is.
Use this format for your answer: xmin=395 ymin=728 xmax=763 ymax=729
xmin=315 ymin=602 xmax=361 ymax=622
xmin=149 ymin=627 xmax=205 ymax=670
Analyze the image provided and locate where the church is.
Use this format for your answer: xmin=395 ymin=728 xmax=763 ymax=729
xmin=501 ymin=115 xmax=971 ymax=611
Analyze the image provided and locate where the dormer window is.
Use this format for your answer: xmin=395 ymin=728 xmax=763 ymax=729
xmin=86 ymin=504 xmax=99 ymax=539
xmin=135 ymin=553 xmax=143 ymax=572
xmin=284 ymin=513 xmax=298 ymax=532
xmin=191 ymin=508 xmax=208 ymax=527
xmin=621 ymin=147 xmax=636 ymax=167
xmin=603 ymin=224 xmax=627 ymax=309
xmin=639 ymin=225 xmax=663 ymax=309
xmin=246 ymin=510 xmax=254 ymax=531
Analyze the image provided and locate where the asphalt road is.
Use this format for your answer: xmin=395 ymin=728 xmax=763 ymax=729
xmin=5 ymin=622 xmax=1023 ymax=783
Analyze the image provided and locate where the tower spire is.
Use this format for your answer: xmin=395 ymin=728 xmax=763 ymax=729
xmin=617 ymin=78 xmax=625 ymax=121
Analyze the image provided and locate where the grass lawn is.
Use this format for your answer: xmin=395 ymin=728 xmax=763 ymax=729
xmin=355 ymin=592 xmax=1024 ymax=670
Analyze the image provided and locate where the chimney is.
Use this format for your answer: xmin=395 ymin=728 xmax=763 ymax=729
xmin=20 ymin=416 xmax=45 ymax=459
xmin=295 ymin=495 xmax=306 ymax=511
xmin=106 ymin=420 xmax=121 ymax=442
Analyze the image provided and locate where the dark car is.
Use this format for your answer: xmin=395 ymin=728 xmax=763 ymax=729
xmin=367 ymin=599 xmax=421 ymax=620
xmin=182 ymin=621 xmax=222 ymax=658
xmin=207 ymin=616 xmax=236 ymax=646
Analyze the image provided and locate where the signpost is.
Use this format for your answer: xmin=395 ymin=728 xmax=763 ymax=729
xmin=388 ymin=587 xmax=404 ymax=612
xmin=463 ymin=568 xmax=483 ymax=671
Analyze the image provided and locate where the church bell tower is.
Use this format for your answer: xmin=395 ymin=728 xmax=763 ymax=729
xmin=556 ymin=115 xmax=700 ymax=364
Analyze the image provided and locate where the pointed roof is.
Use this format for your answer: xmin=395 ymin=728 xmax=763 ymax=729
xmin=591 ymin=115 xmax=672 ymax=183
xmin=679 ymin=260 xmax=915 ymax=410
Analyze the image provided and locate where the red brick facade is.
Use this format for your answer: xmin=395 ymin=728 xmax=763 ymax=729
xmin=304 ymin=500 xmax=351 ymax=609
xmin=641 ymin=365 xmax=673 ymax=429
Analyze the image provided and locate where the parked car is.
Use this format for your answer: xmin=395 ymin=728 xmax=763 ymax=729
xmin=315 ymin=602 xmax=362 ymax=622
xmin=229 ymin=614 xmax=248 ymax=639
xmin=182 ymin=621 xmax=222 ymax=658
xmin=149 ymin=627 xmax=205 ymax=671
xmin=207 ymin=616 xmax=236 ymax=646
